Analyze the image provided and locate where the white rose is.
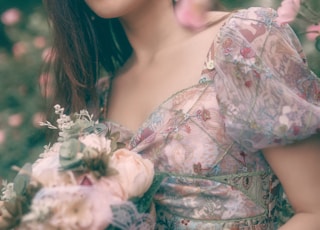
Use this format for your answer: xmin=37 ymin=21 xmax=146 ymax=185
xmin=109 ymin=149 xmax=154 ymax=198
xmin=21 ymin=186 xmax=124 ymax=230
xmin=79 ymin=133 xmax=111 ymax=153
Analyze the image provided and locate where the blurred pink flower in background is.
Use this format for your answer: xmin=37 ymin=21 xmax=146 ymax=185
xmin=175 ymin=0 xmax=212 ymax=30
xmin=276 ymin=0 xmax=301 ymax=25
xmin=306 ymin=23 xmax=320 ymax=41
xmin=1 ymin=8 xmax=21 ymax=26
xmin=8 ymin=114 xmax=23 ymax=127
xmin=33 ymin=36 xmax=47 ymax=49
xmin=0 ymin=130 xmax=6 ymax=144
xmin=12 ymin=42 xmax=28 ymax=58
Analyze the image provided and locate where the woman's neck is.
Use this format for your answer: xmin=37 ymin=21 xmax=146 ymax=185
xmin=119 ymin=0 xmax=194 ymax=64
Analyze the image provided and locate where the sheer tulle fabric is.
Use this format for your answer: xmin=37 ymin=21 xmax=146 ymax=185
xmin=99 ymin=7 xmax=320 ymax=229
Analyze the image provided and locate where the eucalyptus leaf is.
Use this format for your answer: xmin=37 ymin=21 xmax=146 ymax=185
xmin=94 ymin=123 xmax=107 ymax=134
xmin=110 ymin=132 xmax=120 ymax=141
xmin=131 ymin=173 xmax=167 ymax=213
xmin=82 ymin=126 xmax=95 ymax=134
xmin=117 ymin=142 xmax=126 ymax=149
xmin=59 ymin=138 xmax=83 ymax=160
xmin=4 ymin=199 xmax=18 ymax=217
xmin=59 ymin=138 xmax=84 ymax=170
xmin=83 ymin=123 xmax=106 ymax=134
xmin=59 ymin=157 xmax=83 ymax=171
xmin=110 ymin=141 xmax=118 ymax=153
xmin=13 ymin=163 xmax=32 ymax=196
xmin=63 ymin=119 xmax=93 ymax=139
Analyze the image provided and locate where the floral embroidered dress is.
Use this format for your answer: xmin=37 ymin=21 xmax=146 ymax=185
xmin=98 ymin=7 xmax=320 ymax=230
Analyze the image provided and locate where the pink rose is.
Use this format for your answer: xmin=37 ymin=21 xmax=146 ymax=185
xmin=276 ymin=0 xmax=301 ymax=25
xmin=109 ymin=149 xmax=154 ymax=198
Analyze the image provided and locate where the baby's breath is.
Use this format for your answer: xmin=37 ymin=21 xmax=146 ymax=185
xmin=39 ymin=121 xmax=58 ymax=129
xmin=0 ymin=181 xmax=17 ymax=201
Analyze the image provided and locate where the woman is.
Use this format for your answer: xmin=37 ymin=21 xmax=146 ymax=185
xmin=43 ymin=0 xmax=320 ymax=229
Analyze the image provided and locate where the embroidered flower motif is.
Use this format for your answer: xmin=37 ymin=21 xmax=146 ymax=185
xmin=196 ymin=109 xmax=211 ymax=121
xmin=279 ymin=106 xmax=292 ymax=126
xmin=202 ymin=109 xmax=211 ymax=121
xmin=184 ymin=124 xmax=191 ymax=133
xmin=206 ymin=60 xmax=215 ymax=70
xmin=181 ymin=219 xmax=190 ymax=226
xmin=240 ymin=47 xmax=255 ymax=59
xmin=239 ymin=152 xmax=247 ymax=165
xmin=292 ymin=124 xmax=300 ymax=136
xmin=245 ymin=80 xmax=253 ymax=88
xmin=205 ymin=51 xmax=215 ymax=70
xmin=222 ymin=37 xmax=233 ymax=55
xmin=193 ymin=162 xmax=210 ymax=175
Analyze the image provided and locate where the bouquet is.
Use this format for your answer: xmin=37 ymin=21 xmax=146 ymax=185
xmin=0 ymin=105 xmax=163 ymax=230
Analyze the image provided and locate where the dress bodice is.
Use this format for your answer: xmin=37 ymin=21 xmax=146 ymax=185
xmin=98 ymin=7 xmax=320 ymax=230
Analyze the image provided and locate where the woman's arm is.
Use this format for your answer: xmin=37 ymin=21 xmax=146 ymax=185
xmin=263 ymin=134 xmax=320 ymax=229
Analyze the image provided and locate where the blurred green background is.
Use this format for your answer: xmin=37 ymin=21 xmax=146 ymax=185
xmin=0 ymin=0 xmax=319 ymax=180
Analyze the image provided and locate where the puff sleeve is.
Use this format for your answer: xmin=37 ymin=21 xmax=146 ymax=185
xmin=214 ymin=7 xmax=320 ymax=153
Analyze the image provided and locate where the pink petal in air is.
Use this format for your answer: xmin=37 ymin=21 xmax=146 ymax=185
xmin=306 ymin=23 xmax=320 ymax=41
xmin=276 ymin=0 xmax=301 ymax=25
xmin=175 ymin=0 xmax=211 ymax=30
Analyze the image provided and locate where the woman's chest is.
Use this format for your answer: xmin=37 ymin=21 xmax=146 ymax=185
xmin=105 ymin=82 xmax=269 ymax=176
xmin=105 ymin=32 xmax=217 ymax=132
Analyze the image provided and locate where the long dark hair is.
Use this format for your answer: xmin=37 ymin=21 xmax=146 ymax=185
xmin=42 ymin=0 xmax=132 ymax=115
xmin=42 ymin=0 xmax=226 ymax=116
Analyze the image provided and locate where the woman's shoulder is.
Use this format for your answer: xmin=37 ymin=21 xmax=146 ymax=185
xmin=215 ymin=7 xmax=279 ymax=37
xmin=212 ymin=7 xmax=320 ymax=153
xmin=204 ymin=7 xmax=279 ymax=50
xmin=228 ymin=7 xmax=278 ymax=24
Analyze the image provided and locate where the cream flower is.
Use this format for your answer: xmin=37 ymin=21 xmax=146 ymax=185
xmin=31 ymin=143 xmax=78 ymax=187
xmin=79 ymin=173 xmax=128 ymax=201
xmin=109 ymin=149 xmax=154 ymax=198
xmin=0 ymin=181 xmax=16 ymax=201
xmin=20 ymin=186 xmax=124 ymax=230
xmin=79 ymin=133 xmax=111 ymax=153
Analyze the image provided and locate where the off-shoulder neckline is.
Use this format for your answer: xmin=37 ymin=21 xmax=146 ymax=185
xmin=103 ymin=10 xmax=238 ymax=136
